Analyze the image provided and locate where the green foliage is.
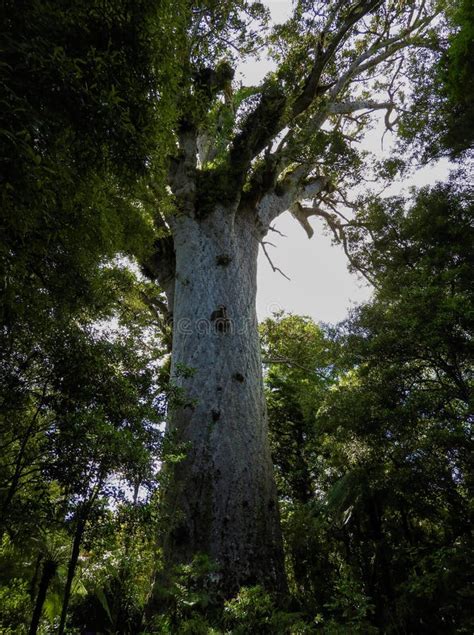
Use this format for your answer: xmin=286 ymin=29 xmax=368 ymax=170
xmin=0 ymin=312 xmax=164 ymax=632
xmin=1 ymin=1 xmax=472 ymax=632
xmin=68 ymin=504 xmax=161 ymax=633
xmin=0 ymin=2 xmax=179 ymax=627
xmin=145 ymin=554 xmax=225 ymax=633
xmin=437 ymin=0 xmax=474 ymax=155
xmin=322 ymin=561 xmax=376 ymax=634
xmin=261 ymin=313 xmax=336 ymax=502
xmin=223 ymin=585 xmax=275 ymax=632
xmin=0 ymin=536 xmax=37 ymax=631
xmin=223 ymin=586 xmax=305 ymax=634
xmin=0 ymin=0 xmax=185 ymax=345
xmin=263 ymin=177 xmax=472 ymax=633
xmin=0 ymin=562 xmax=30 ymax=633
xmin=399 ymin=0 xmax=474 ymax=158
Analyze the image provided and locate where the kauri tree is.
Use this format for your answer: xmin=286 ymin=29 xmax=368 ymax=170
xmin=145 ymin=0 xmax=444 ymax=595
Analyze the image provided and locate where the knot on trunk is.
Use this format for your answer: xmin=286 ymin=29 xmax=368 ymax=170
xmin=210 ymin=305 xmax=231 ymax=333
xmin=216 ymin=254 xmax=232 ymax=267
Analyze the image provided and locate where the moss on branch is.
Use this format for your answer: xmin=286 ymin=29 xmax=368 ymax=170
xmin=229 ymin=81 xmax=287 ymax=181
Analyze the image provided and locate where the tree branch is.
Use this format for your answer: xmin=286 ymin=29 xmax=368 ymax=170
xmin=255 ymin=172 xmax=332 ymax=232
xmin=291 ymin=0 xmax=384 ymax=118
xmin=229 ymin=1 xmax=384 ymax=188
xmin=232 ymin=0 xmax=439 ymax=230
xmin=261 ymin=241 xmax=290 ymax=280
xmin=295 ymin=202 xmax=378 ymax=287
xmin=328 ymin=100 xmax=392 ymax=114
xmin=168 ymin=127 xmax=198 ymax=215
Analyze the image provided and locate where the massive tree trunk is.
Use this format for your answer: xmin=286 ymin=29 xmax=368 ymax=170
xmin=145 ymin=32 xmax=339 ymax=599
xmin=162 ymin=205 xmax=286 ymax=595
xmin=146 ymin=117 xmax=329 ymax=601
xmin=141 ymin=0 xmax=435 ymax=604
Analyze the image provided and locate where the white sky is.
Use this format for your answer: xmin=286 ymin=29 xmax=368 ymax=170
xmin=239 ymin=0 xmax=451 ymax=324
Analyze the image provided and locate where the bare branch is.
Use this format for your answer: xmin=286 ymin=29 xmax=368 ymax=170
xmin=327 ymin=11 xmax=437 ymax=102
xmin=296 ymin=202 xmax=378 ymax=287
xmin=328 ymin=100 xmax=392 ymax=114
xmin=261 ymin=241 xmax=290 ymax=280
xmin=268 ymin=225 xmax=287 ymax=237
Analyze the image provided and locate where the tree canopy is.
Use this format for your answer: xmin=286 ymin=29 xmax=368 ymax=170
xmin=261 ymin=176 xmax=472 ymax=632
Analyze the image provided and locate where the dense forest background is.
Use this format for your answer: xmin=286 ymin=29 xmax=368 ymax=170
xmin=1 ymin=0 xmax=472 ymax=633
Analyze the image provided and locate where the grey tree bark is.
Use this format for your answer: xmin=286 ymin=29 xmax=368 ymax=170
xmin=143 ymin=97 xmax=338 ymax=600
xmin=161 ymin=206 xmax=286 ymax=595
